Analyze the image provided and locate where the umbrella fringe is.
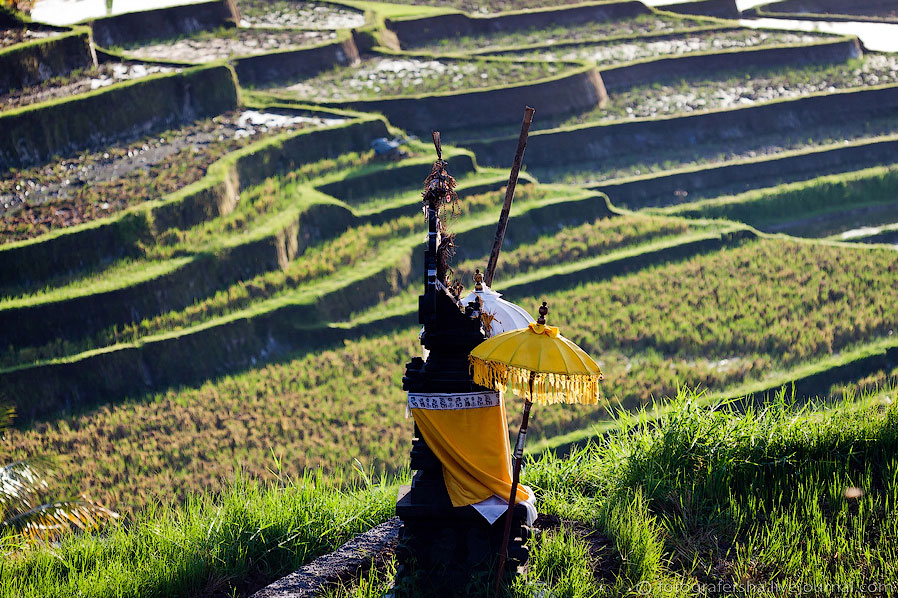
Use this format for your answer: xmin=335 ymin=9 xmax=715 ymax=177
xmin=470 ymin=356 xmax=602 ymax=406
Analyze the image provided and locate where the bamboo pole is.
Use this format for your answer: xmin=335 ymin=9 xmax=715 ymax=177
xmin=484 ymin=106 xmax=535 ymax=287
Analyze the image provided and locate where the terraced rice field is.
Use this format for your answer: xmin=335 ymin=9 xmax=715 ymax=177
xmin=274 ymin=56 xmax=569 ymax=100
xmin=406 ymin=14 xmax=718 ymax=52
xmin=238 ymin=0 xmax=366 ymax=30
xmin=497 ymin=28 xmax=827 ymax=63
xmin=0 ymin=109 xmax=346 ymax=242
xmin=3 ymin=235 xmax=897 ymax=511
xmin=367 ymin=0 xmax=592 ymax=12
xmin=759 ymin=0 xmax=898 ymax=21
xmin=0 ymin=24 xmax=57 ymax=47
xmin=832 ymin=222 xmax=898 ymax=247
xmin=119 ymin=28 xmax=336 ymax=63
xmin=527 ymin=238 xmax=898 ymax=438
xmin=1 ymin=63 xmax=179 ymax=110
xmin=661 ymin=165 xmax=898 ymax=238
xmin=457 ymin=54 xmax=898 ymax=142
xmin=367 ymin=211 xmax=723 ymax=318
xmin=3 ymin=0 xmax=898 ymax=593
xmin=529 ymin=114 xmax=898 ymax=185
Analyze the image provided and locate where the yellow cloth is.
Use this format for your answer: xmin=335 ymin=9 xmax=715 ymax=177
xmin=412 ymin=397 xmax=532 ymax=508
xmin=528 ymin=322 xmax=559 ymax=337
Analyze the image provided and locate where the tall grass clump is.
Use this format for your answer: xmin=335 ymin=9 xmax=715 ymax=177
xmin=0 ymin=471 xmax=399 ymax=598
xmin=513 ymin=529 xmax=601 ymax=598
xmin=518 ymin=385 xmax=898 ymax=596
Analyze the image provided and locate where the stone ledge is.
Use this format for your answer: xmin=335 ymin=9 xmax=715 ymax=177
xmin=251 ymin=517 xmax=401 ymax=598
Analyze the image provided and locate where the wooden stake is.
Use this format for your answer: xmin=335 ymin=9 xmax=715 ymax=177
xmin=485 ymin=106 xmax=535 ymax=287
xmin=432 ymin=131 xmax=442 ymax=160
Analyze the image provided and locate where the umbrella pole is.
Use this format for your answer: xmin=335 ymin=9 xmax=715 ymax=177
xmin=494 ymin=375 xmax=535 ymax=597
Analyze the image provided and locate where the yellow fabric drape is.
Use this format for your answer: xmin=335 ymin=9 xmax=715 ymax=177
xmin=411 ymin=398 xmax=532 ymax=508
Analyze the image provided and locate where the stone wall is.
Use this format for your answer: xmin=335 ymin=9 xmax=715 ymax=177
xmin=233 ymin=36 xmax=360 ymax=87
xmin=466 ymin=84 xmax=898 ymax=167
xmin=322 ymin=67 xmax=607 ymax=135
xmin=0 ymin=29 xmax=94 ymax=93
xmin=90 ymin=0 xmax=238 ymax=47
xmin=601 ymin=38 xmax=861 ymax=91
xmin=386 ymin=1 xmax=650 ymax=48
xmin=0 ymin=65 xmax=239 ymax=173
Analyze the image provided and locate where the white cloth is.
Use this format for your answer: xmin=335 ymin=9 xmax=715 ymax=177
xmin=461 ymin=285 xmax=534 ymax=337
xmin=471 ymin=486 xmax=537 ymax=525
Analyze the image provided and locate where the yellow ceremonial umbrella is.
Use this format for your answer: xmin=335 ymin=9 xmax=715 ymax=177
xmin=468 ymin=301 xmax=603 ymax=590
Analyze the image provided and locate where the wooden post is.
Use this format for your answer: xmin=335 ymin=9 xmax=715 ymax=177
xmin=494 ymin=303 xmax=548 ymax=595
xmin=484 ymin=106 xmax=535 ymax=287
xmin=494 ymin=390 xmax=534 ymax=598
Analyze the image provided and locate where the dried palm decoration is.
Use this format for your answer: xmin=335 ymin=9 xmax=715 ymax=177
xmin=423 ymin=132 xmax=461 ymax=289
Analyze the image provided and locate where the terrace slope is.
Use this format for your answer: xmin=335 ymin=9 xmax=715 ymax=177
xmin=1 ymin=3 xmax=897 ymax=595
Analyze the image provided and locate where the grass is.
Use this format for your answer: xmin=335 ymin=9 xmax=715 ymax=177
xmin=22 ymin=386 xmax=898 ymax=598
xmin=512 ymin=386 xmax=898 ymax=597
xmin=0 ymin=471 xmax=400 ymax=598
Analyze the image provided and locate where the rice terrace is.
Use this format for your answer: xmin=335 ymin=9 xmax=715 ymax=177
xmin=0 ymin=0 xmax=897 ymax=595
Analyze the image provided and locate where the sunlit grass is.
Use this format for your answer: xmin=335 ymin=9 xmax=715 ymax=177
xmin=0 ymin=471 xmax=401 ymax=598
xmin=324 ymin=385 xmax=898 ymax=596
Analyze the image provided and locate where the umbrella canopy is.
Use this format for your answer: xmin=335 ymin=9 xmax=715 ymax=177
xmin=461 ymin=270 xmax=533 ymax=337
xmin=469 ymin=306 xmax=603 ymax=405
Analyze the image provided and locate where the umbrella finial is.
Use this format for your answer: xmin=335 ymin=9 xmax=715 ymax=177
xmin=474 ymin=269 xmax=484 ymax=291
xmin=537 ymin=301 xmax=548 ymax=325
